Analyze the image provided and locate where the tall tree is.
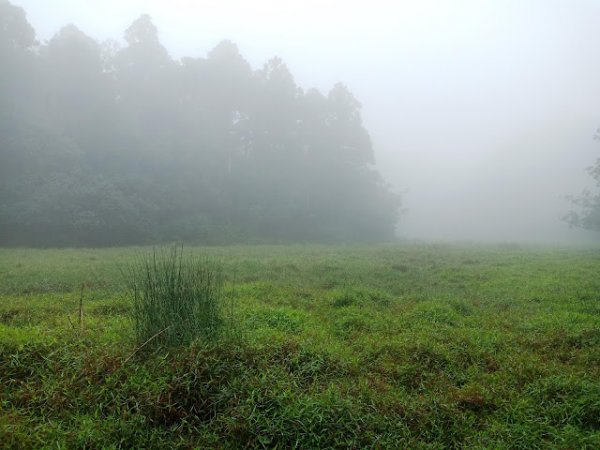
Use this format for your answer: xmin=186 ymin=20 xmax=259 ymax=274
xmin=0 ymin=0 xmax=34 ymax=51
xmin=565 ymin=129 xmax=600 ymax=232
xmin=326 ymin=83 xmax=373 ymax=165
xmin=0 ymin=0 xmax=36 ymax=115
xmin=114 ymin=14 xmax=177 ymax=145
xmin=43 ymin=25 xmax=115 ymax=152
xmin=0 ymin=1 xmax=401 ymax=246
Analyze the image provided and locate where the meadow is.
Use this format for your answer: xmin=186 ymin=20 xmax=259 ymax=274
xmin=0 ymin=243 xmax=599 ymax=449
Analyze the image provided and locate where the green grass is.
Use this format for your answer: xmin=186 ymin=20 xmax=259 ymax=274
xmin=0 ymin=243 xmax=599 ymax=448
xmin=129 ymin=246 xmax=226 ymax=347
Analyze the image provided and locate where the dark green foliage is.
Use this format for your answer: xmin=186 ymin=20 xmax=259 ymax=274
xmin=129 ymin=246 xmax=225 ymax=347
xmin=565 ymin=128 xmax=600 ymax=232
xmin=0 ymin=1 xmax=400 ymax=246
xmin=566 ymin=157 xmax=600 ymax=232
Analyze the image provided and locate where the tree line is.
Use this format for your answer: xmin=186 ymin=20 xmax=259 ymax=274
xmin=0 ymin=1 xmax=400 ymax=246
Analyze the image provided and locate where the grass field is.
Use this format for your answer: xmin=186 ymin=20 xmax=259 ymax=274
xmin=1 ymin=244 xmax=599 ymax=449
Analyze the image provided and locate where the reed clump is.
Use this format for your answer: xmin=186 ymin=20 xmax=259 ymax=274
xmin=129 ymin=246 xmax=224 ymax=348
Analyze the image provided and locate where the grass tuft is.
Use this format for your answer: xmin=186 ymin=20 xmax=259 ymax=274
xmin=129 ymin=246 xmax=225 ymax=348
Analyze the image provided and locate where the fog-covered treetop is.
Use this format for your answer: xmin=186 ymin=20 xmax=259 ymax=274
xmin=0 ymin=2 xmax=400 ymax=246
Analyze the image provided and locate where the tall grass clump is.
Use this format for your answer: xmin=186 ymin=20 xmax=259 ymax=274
xmin=129 ymin=246 xmax=225 ymax=347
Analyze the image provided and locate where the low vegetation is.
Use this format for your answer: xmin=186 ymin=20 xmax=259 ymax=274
xmin=1 ymin=244 xmax=599 ymax=448
xmin=129 ymin=246 xmax=226 ymax=347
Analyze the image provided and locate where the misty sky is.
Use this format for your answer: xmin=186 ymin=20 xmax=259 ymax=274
xmin=12 ymin=0 xmax=600 ymax=243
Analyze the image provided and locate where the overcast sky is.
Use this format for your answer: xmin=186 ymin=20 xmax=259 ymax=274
xmin=12 ymin=0 xmax=600 ymax=243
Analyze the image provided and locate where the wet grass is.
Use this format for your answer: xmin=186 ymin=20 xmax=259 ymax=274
xmin=0 ymin=243 xmax=599 ymax=448
xmin=129 ymin=247 xmax=226 ymax=347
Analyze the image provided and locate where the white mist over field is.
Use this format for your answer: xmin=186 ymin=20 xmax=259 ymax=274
xmin=13 ymin=0 xmax=600 ymax=243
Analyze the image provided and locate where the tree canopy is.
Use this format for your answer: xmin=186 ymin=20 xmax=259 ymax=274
xmin=565 ymin=129 xmax=600 ymax=232
xmin=0 ymin=2 xmax=400 ymax=246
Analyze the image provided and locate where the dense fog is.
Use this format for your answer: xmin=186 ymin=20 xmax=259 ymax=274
xmin=3 ymin=0 xmax=600 ymax=245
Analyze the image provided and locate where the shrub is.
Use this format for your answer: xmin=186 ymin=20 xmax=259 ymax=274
xmin=129 ymin=246 xmax=225 ymax=347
